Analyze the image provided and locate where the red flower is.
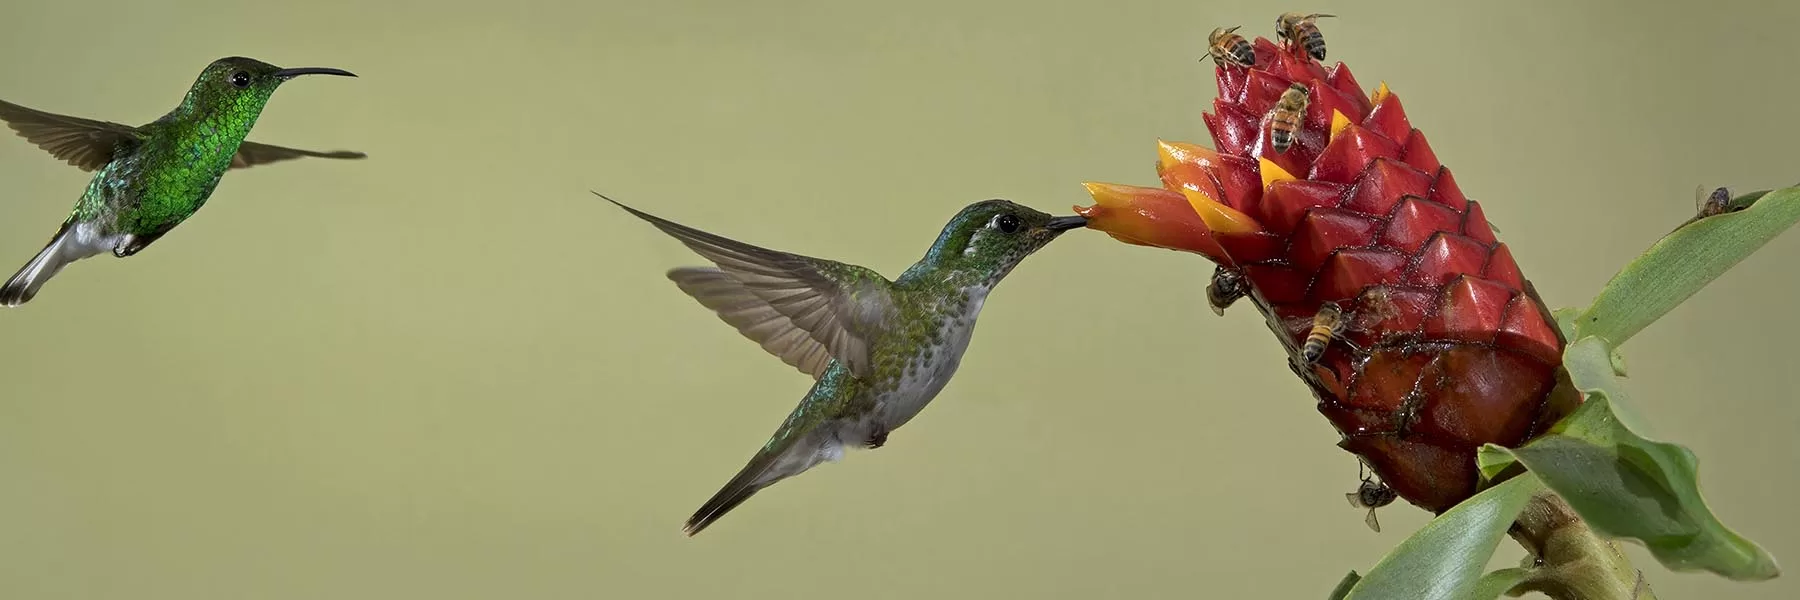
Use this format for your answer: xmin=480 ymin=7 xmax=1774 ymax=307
xmin=1078 ymin=32 xmax=1577 ymax=512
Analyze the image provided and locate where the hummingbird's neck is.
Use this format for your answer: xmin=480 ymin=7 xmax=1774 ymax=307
xmin=898 ymin=220 xmax=1015 ymax=292
xmin=143 ymin=99 xmax=264 ymax=173
xmin=160 ymin=89 xmax=270 ymax=146
xmin=895 ymin=257 xmax=1005 ymax=297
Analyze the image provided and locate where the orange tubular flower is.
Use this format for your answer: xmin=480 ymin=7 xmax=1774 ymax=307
xmin=1080 ymin=33 xmax=1575 ymax=513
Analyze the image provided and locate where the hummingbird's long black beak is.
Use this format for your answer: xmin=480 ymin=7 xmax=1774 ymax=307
xmin=272 ymin=67 xmax=357 ymax=79
xmin=1044 ymin=215 xmax=1088 ymax=231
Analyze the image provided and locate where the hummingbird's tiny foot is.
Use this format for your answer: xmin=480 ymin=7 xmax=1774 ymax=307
xmin=864 ymin=429 xmax=889 ymax=449
xmin=112 ymin=235 xmax=139 ymax=258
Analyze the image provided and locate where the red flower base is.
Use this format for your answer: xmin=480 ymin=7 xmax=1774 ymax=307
xmin=1078 ymin=30 xmax=1579 ymax=512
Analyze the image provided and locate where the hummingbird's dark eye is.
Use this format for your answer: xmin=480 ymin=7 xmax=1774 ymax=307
xmin=229 ymin=71 xmax=252 ymax=88
xmin=995 ymin=214 xmax=1022 ymax=234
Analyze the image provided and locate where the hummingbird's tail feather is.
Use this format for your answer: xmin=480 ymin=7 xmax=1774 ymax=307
xmin=684 ymin=433 xmax=842 ymax=537
xmin=1 ymin=221 xmax=97 ymax=307
xmin=684 ymin=454 xmax=781 ymax=537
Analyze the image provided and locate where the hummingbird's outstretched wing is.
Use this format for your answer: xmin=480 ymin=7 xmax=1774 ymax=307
xmin=0 ymin=99 xmax=146 ymax=171
xmin=668 ymin=267 xmax=840 ymax=378
xmin=230 ymin=141 xmax=367 ymax=169
xmin=603 ymin=194 xmax=895 ymax=380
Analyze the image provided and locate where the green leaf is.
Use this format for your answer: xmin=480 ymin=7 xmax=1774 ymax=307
xmin=1476 ymin=443 xmax=1520 ymax=481
xmin=1342 ymin=475 xmax=1542 ymax=600
xmin=1486 ymin=338 xmax=1781 ymax=581
xmin=1575 ymin=186 xmax=1800 ymax=347
xmin=1472 ymin=567 xmax=1531 ymax=599
xmin=1560 ymin=337 xmax=1653 ymax=438
xmin=1552 ymin=307 xmax=1582 ymax=345
xmin=1733 ymin=189 xmax=1774 ymax=208
xmin=1327 ymin=571 xmax=1360 ymax=600
xmin=1607 ymin=346 xmax=1629 ymax=377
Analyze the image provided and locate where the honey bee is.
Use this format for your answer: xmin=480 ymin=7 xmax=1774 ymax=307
xmin=1301 ymin=300 xmax=1346 ymax=364
xmin=1673 ymin=186 xmax=1753 ymax=233
xmin=1288 ymin=289 xmax=1399 ymax=364
xmin=1206 ymin=26 xmax=1256 ymax=69
xmin=1697 ymin=185 xmax=1737 ymax=219
xmin=1347 ymin=462 xmax=1398 ymax=533
xmin=1206 ymin=265 xmax=1248 ymax=316
xmin=1275 ymin=12 xmax=1336 ymax=61
xmin=1269 ymin=82 xmax=1310 ymax=154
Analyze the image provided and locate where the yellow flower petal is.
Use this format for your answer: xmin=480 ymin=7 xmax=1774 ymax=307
xmin=1372 ymin=81 xmax=1391 ymax=105
xmin=1329 ymin=109 xmax=1352 ymax=143
xmin=1081 ymin=181 xmax=1160 ymax=208
xmin=1259 ymin=156 xmax=1297 ymax=191
xmin=1180 ymin=188 xmax=1261 ymax=235
xmin=1157 ymin=139 xmax=1218 ymax=170
xmin=1075 ymin=182 xmax=1233 ymax=259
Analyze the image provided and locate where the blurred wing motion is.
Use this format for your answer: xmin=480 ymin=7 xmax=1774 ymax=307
xmin=230 ymin=141 xmax=366 ymax=169
xmin=603 ymin=193 xmax=895 ymax=379
xmin=0 ymin=99 xmax=365 ymax=171
xmin=0 ymin=99 xmax=145 ymax=171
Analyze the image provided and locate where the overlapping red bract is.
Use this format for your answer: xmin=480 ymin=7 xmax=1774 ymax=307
xmin=1078 ymin=35 xmax=1577 ymax=512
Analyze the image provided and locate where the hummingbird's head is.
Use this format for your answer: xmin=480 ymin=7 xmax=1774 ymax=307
xmin=181 ymin=57 xmax=356 ymax=117
xmin=921 ymin=199 xmax=1087 ymax=282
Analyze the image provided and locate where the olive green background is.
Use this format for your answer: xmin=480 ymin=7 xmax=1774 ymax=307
xmin=1 ymin=0 xmax=1794 ymax=598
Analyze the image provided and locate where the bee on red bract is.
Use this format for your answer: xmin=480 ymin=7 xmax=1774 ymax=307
xmin=1275 ymin=12 xmax=1335 ymax=60
xmin=1207 ymin=26 xmax=1257 ymax=69
xmin=1077 ymin=12 xmax=1574 ymax=514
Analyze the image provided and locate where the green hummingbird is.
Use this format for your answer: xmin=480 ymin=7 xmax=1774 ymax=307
xmin=601 ymin=192 xmax=1088 ymax=536
xmin=0 ymin=56 xmax=363 ymax=307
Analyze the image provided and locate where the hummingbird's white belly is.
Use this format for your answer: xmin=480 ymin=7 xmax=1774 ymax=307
xmin=874 ymin=291 xmax=988 ymax=431
xmin=66 ymin=221 xmax=129 ymax=262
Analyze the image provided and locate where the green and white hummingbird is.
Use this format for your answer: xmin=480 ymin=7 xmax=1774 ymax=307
xmin=602 ymin=192 xmax=1087 ymax=536
xmin=0 ymin=56 xmax=363 ymax=307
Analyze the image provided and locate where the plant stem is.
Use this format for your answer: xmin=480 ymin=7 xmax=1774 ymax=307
xmin=1506 ymin=491 xmax=1655 ymax=600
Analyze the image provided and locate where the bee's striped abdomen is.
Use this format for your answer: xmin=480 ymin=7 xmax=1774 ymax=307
xmin=1301 ymin=301 xmax=1343 ymax=364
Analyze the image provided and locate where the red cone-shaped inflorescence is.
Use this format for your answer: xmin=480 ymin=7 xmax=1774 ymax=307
xmin=1078 ymin=32 xmax=1579 ymax=512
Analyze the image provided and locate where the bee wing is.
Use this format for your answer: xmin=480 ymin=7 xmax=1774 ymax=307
xmin=1350 ymin=303 xmax=1393 ymax=333
xmin=1346 ymin=492 xmax=1363 ymax=508
xmin=1364 ymin=509 xmax=1382 ymax=533
xmin=1282 ymin=312 xmax=1318 ymax=335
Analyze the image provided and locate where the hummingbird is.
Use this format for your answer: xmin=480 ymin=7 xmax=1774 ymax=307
xmin=601 ymin=192 xmax=1087 ymax=536
xmin=0 ymin=56 xmax=363 ymax=307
